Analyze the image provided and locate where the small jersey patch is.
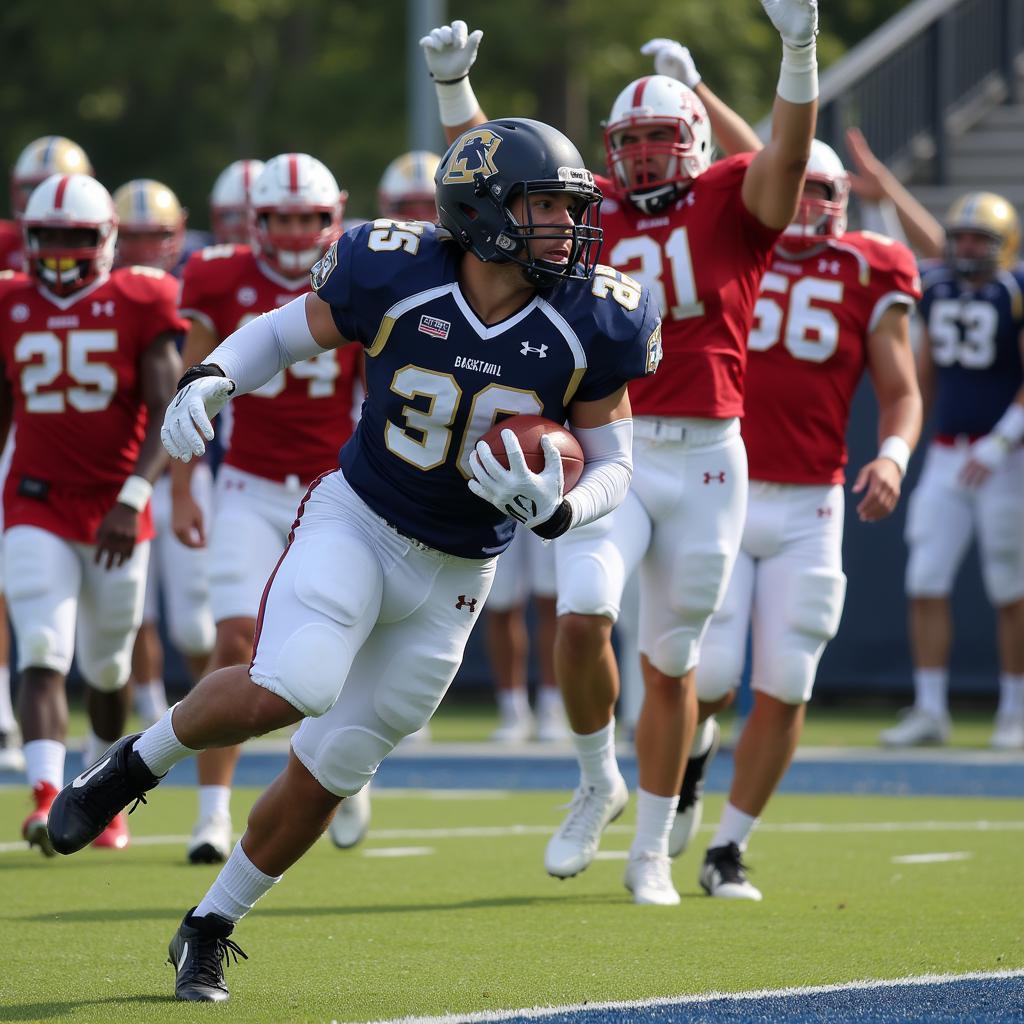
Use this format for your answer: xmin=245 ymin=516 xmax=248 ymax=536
xmin=310 ymin=240 xmax=339 ymax=291
xmin=418 ymin=314 xmax=450 ymax=340
xmin=645 ymin=320 xmax=663 ymax=375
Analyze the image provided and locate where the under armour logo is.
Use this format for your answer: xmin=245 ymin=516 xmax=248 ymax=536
xmin=504 ymin=494 xmax=537 ymax=524
xmin=520 ymin=341 xmax=548 ymax=358
xmin=817 ymin=507 xmax=833 ymax=518
xmin=703 ymin=471 xmax=726 ymax=484
xmin=455 ymin=595 xmax=478 ymax=612
xmin=817 ymin=258 xmax=840 ymax=276
xmin=91 ymin=300 xmax=115 ymax=317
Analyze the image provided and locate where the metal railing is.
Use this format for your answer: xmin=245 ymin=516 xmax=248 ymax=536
xmin=763 ymin=0 xmax=1024 ymax=183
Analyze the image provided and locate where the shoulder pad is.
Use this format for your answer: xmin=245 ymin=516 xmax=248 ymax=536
xmin=112 ymin=265 xmax=177 ymax=304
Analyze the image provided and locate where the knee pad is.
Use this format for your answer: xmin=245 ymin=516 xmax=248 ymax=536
xmin=555 ymin=549 xmax=624 ymax=620
xmin=80 ymin=648 xmax=132 ymax=692
xmin=304 ymin=724 xmax=395 ymax=797
xmin=756 ymin=568 xmax=846 ymax=705
xmin=16 ymin=623 xmax=72 ymax=675
xmin=276 ymin=622 xmax=357 ymax=717
xmin=170 ymin=614 xmax=216 ymax=658
xmin=980 ymin=497 xmax=1024 ymax=605
xmin=903 ymin=491 xmax=957 ymax=597
xmin=696 ymin=642 xmax=744 ymax=703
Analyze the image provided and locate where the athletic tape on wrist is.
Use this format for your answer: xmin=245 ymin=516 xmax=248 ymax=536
xmin=878 ymin=436 xmax=911 ymax=477
xmin=777 ymin=40 xmax=818 ymax=104
xmin=117 ymin=474 xmax=153 ymax=512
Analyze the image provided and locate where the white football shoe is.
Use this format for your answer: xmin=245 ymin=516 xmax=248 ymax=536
xmin=490 ymin=710 xmax=534 ymax=743
xmin=535 ymin=691 xmax=570 ymax=743
xmin=187 ymin=812 xmax=232 ymax=864
xmin=545 ymin=774 xmax=629 ymax=878
xmin=879 ymin=707 xmax=951 ymax=747
xmin=329 ymin=784 xmax=371 ymax=849
xmin=0 ymin=729 xmax=25 ymax=773
xmin=990 ymin=711 xmax=1024 ymax=751
xmin=623 ymin=851 xmax=680 ymax=906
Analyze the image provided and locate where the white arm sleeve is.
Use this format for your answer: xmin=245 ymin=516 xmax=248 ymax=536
xmin=564 ymin=418 xmax=633 ymax=530
xmin=205 ymin=295 xmax=327 ymax=396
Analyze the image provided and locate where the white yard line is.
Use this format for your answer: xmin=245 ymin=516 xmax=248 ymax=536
xmin=354 ymin=968 xmax=1024 ymax=1024
xmin=2 ymin=819 xmax=1022 ymax=856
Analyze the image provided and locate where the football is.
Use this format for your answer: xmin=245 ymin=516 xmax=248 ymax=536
xmin=479 ymin=414 xmax=585 ymax=491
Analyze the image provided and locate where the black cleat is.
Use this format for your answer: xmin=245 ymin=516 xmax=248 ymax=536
xmin=167 ymin=907 xmax=247 ymax=1002
xmin=668 ymin=718 xmax=721 ymax=858
xmin=47 ymin=734 xmax=160 ymax=855
xmin=699 ymin=842 xmax=763 ymax=901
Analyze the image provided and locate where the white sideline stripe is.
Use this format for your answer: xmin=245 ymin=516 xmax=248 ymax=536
xmin=891 ymin=851 xmax=972 ymax=864
xmin=363 ymin=846 xmax=434 ymax=858
xmin=2 ymin=820 xmax=1022 ymax=856
xmin=355 ymin=968 xmax=1024 ymax=1024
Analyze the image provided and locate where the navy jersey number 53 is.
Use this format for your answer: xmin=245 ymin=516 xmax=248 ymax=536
xmin=311 ymin=220 xmax=660 ymax=558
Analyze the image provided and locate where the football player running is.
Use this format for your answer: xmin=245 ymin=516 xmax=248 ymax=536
xmin=664 ymin=125 xmax=922 ymax=897
xmin=422 ymin=1 xmax=817 ymax=904
xmin=881 ymin=193 xmax=1024 ymax=751
xmin=0 ymin=136 xmax=95 ymax=770
xmin=170 ymin=153 xmax=362 ymax=865
xmin=111 ymin=179 xmax=216 ymax=730
xmin=48 ymin=118 xmax=659 ymax=1002
xmin=0 ymin=173 xmax=183 ymax=853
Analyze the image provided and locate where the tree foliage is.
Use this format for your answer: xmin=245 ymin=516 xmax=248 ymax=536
xmin=0 ymin=0 xmax=908 ymax=225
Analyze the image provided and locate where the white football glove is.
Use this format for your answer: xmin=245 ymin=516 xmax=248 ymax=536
xmin=960 ymin=433 xmax=1010 ymax=488
xmin=640 ymin=38 xmax=701 ymax=89
xmin=468 ymin=430 xmax=564 ymax=530
xmin=161 ymin=375 xmax=235 ymax=463
xmin=419 ymin=19 xmax=483 ymax=81
xmin=761 ymin=0 xmax=818 ymax=47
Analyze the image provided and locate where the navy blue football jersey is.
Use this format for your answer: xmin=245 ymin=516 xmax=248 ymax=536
xmin=919 ymin=263 xmax=1024 ymax=437
xmin=311 ymin=220 xmax=660 ymax=557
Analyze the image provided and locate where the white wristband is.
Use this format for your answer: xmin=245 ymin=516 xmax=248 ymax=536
xmin=117 ymin=474 xmax=153 ymax=512
xmin=994 ymin=403 xmax=1024 ymax=446
xmin=878 ymin=436 xmax=911 ymax=477
xmin=777 ymin=39 xmax=818 ymax=104
xmin=435 ymin=77 xmax=481 ymax=127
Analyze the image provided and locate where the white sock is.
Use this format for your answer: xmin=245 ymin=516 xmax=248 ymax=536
xmin=536 ymin=686 xmax=564 ymax=717
xmin=199 ymin=785 xmax=231 ymax=822
xmin=135 ymin=705 xmax=197 ymax=776
xmin=629 ymin=787 xmax=678 ymax=858
xmin=24 ymin=739 xmax=65 ymax=790
xmin=998 ymin=673 xmax=1024 ymax=717
xmin=710 ymin=801 xmax=759 ymax=853
xmin=0 ymin=666 xmax=15 ymax=732
xmin=572 ymin=720 xmax=620 ymax=793
xmin=135 ymin=679 xmax=168 ymax=714
xmin=914 ymin=668 xmax=949 ymax=718
xmin=689 ymin=716 xmax=717 ymax=759
xmin=194 ymin=842 xmax=282 ymax=923
xmin=497 ymin=688 xmax=530 ymax=721
xmin=84 ymin=731 xmax=111 ymax=768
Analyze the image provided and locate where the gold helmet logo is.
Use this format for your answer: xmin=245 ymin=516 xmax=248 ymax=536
xmin=441 ymin=129 xmax=502 ymax=185
xmin=945 ymin=191 xmax=1020 ymax=270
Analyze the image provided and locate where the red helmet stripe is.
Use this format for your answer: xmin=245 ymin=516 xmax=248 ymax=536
xmin=631 ymin=76 xmax=651 ymax=108
xmin=53 ymin=175 xmax=70 ymax=209
xmin=288 ymin=154 xmax=299 ymax=193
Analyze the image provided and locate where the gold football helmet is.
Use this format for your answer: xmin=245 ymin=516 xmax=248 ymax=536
xmin=10 ymin=136 xmax=93 ymax=215
xmin=945 ymin=191 xmax=1020 ymax=277
xmin=112 ymin=178 xmax=186 ymax=271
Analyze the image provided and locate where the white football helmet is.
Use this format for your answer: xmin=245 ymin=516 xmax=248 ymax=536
xmin=378 ymin=151 xmax=441 ymax=221
xmin=21 ymin=173 xmax=117 ymax=295
xmin=784 ymin=139 xmax=850 ymax=245
xmin=10 ymin=135 xmax=93 ymax=216
xmin=604 ymin=75 xmax=712 ymax=214
xmin=112 ymin=178 xmax=187 ymax=271
xmin=210 ymin=159 xmax=265 ymax=244
xmin=249 ymin=153 xmax=346 ymax=277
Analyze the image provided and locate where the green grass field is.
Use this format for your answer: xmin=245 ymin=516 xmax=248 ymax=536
xmin=1 ymin=784 xmax=1021 ymax=1023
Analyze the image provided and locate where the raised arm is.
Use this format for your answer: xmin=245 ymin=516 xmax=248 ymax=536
xmin=846 ymin=127 xmax=945 ymax=259
xmin=420 ymin=20 xmax=488 ymax=143
xmin=640 ymin=39 xmax=763 ymax=156
xmin=740 ymin=0 xmax=819 ymax=230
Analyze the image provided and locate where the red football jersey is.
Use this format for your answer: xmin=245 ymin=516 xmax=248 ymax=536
xmin=597 ymin=153 xmax=782 ymax=418
xmin=743 ymin=231 xmax=922 ymax=484
xmin=0 ymin=220 xmax=23 ymax=273
xmin=0 ymin=266 xmax=187 ymax=543
xmin=179 ymin=245 xmax=361 ymax=484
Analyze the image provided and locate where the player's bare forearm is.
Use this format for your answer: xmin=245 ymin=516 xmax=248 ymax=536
xmin=868 ymin=306 xmax=922 ymax=450
xmin=136 ymin=334 xmax=181 ymax=483
xmin=444 ymin=108 xmax=488 ymax=146
xmin=742 ymin=96 xmax=816 ymax=229
xmin=695 ymin=83 xmax=763 ymax=156
xmin=181 ymin=318 xmax=219 ymax=371
xmin=915 ymin=331 xmax=936 ymax=421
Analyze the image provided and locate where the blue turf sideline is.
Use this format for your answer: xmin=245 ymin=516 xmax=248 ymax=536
xmin=359 ymin=970 xmax=1024 ymax=1024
